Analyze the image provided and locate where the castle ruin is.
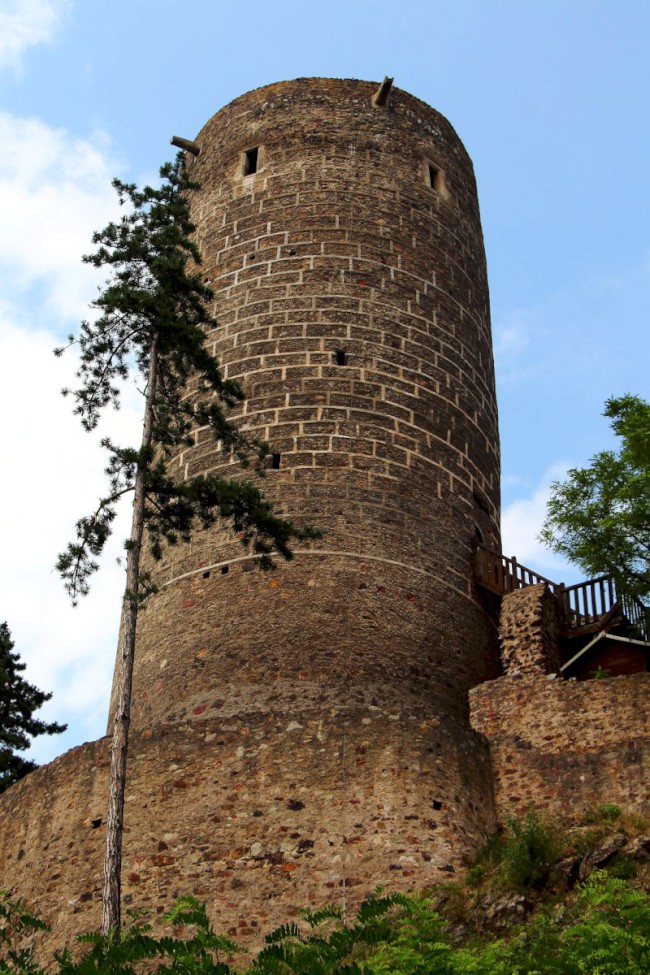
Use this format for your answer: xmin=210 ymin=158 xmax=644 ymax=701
xmin=0 ymin=78 xmax=647 ymax=956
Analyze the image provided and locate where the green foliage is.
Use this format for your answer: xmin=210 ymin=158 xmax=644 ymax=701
xmin=2 ymin=874 xmax=650 ymax=975
xmin=355 ymin=894 xmax=454 ymax=975
xmin=357 ymin=872 xmax=650 ymax=975
xmin=56 ymin=155 xmax=318 ymax=605
xmin=56 ymin=897 xmax=237 ymax=974
xmin=0 ymin=890 xmax=48 ymax=974
xmin=500 ymin=812 xmax=562 ymax=889
xmin=0 ymin=894 xmax=237 ymax=975
xmin=55 ymin=154 xmax=323 ymax=933
xmin=457 ymin=872 xmax=650 ymax=975
xmin=590 ymin=665 xmax=611 ymax=679
xmin=247 ymin=873 xmax=650 ymax=975
xmin=465 ymin=811 xmax=561 ymax=892
xmin=540 ymin=394 xmax=650 ymax=608
xmin=607 ymin=855 xmax=638 ymax=881
xmin=593 ymin=803 xmax=623 ymax=824
xmin=0 ymin=623 xmax=66 ymax=793
xmin=250 ymin=891 xmax=408 ymax=974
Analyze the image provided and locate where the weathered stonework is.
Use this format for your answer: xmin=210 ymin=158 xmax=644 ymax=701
xmin=0 ymin=710 xmax=495 ymax=954
xmin=121 ymin=76 xmax=502 ymax=740
xmin=0 ymin=79 xmax=502 ymax=958
xmin=499 ymin=584 xmax=561 ymax=675
xmin=470 ymin=671 xmax=650 ymax=820
xmin=0 ymin=77 xmax=647 ymax=963
xmin=470 ymin=585 xmax=650 ymax=822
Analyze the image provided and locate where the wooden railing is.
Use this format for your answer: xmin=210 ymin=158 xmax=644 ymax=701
xmin=473 ymin=542 xmax=648 ymax=641
xmin=621 ymin=591 xmax=650 ymax=641
xmin=474 ymin=543 xmax=563 ymax=597
xmin=559 ymin=576 xmax=616 ymax=630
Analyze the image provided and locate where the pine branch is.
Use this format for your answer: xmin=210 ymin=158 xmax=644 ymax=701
xmin=56 ymin=486 xmax=133 ymax=604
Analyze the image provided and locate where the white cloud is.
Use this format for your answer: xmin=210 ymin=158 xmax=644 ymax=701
xmin=0 ymin=111 xmax=141 ymax=766
xmin=501 ymin=464 xmax=583 ymax=586
xmin=493 ymin=306 xmax=542 ymax=386
xmin=0 ymin=0 xmax=71 ymax=72
xmin=0 ymin=310 xmax=141 ymax=764
xmin=0 ymin=111 xmax=121 ymax=320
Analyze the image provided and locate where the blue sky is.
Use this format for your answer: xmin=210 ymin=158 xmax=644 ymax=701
xmin=1 ymin=0 xmax=648 ymax=764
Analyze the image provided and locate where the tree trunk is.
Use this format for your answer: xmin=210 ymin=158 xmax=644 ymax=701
xmin=102 ymin=334 xmax=159 ymax=934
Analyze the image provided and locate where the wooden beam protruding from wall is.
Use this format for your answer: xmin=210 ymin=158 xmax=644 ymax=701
xmin=170 ymin=135 xmax=201 ymax=156
xmin=372 ymin=76 xmax=394 ymax=107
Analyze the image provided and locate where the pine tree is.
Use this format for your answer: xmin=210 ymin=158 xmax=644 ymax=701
xmin=0 ymin=622 xmax=66 ymax=793
xmin=56 ymin=155 xmax=317 ymax=933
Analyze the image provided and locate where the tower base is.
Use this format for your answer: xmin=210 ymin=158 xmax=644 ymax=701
xmin=0 ymin=709 xmax=495 ymax=959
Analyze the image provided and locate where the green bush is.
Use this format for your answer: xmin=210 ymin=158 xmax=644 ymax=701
xmin=0 ymin=892 xmax=237 ymax=975
xmin=596 ymin=802 xmax=623 ymax=823
xmin=250 ymin=892 xmax=410 ymax=974
xmin=499 ymin=811 xmax=562 ymax=889
xmin=360 ymin=872 xmax=650 ymax=975
xmin=462 ymin=872 xmax=650 ymax=975
xmin=607 ymin=855 xmax=638 ymax=881
xmin=464 ymin=811 xmax=562 ymax=892
xmin=0 ymin=890 xmax=48 ymax=975
xmin=583 ymin=802 xmax=624 ymax=825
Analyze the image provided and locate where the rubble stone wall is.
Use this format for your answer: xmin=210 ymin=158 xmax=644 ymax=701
xmin=470 ymin=583 xmax=650 ymax=820
xmin=499 ymin=583 xmax=561 ymax=675
xmin=0 ymin=712 xmax=494 ymax=958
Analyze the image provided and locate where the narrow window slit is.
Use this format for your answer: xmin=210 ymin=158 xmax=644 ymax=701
xmin=202 ymin=570 xmax=211 ymax=579
xmin=243 ymin=147 xmax=259 ymax=176
xmin=333 ymin=349 xmax=347 ymax=366
xmin=271 ymin=453 xmax=281 ymax=470
xmin=426 ymin=162 xmax=447 ymax=197
xmin=221 ymin=565 xmax=229 ymax=575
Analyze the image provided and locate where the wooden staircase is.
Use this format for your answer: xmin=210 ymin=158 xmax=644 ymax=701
xmin=473 ymin=542 xmax=649 ymax=646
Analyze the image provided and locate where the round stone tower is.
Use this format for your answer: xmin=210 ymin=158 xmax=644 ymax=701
xmin=126 ymin=77 xmax=501 ymax=889
xmin=0 ymin=79 xmax=501 ymax=955
xmin=3 ymin=80 xmax=647 ymax=962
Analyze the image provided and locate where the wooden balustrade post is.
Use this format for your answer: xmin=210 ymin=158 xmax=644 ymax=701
xmin=557 ymin=583 xmax=567 ymax=630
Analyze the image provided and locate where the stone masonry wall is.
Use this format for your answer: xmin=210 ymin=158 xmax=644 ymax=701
xmin=470 ymin=585 xmax=650 ymax=821
xmin=0 ymin=80 xmax=502 ymax=962
xmin=123 ymin=77 xmax=502 ymax=733
xmin=0 ymin=713 xmax=494 ymax=960
xmin=499 ymin=583 xmax=561 ymax=675
xmin=470 ymin=671 xmax=650 ymax=821
xmin=111 ymin=78 xmax=502 ymax=895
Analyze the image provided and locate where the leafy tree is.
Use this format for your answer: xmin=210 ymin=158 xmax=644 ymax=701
xmin=0 ymin=891 xmax=237 ymax=974
xmin=449 ymin=872 xmax=650 ymax=975
xmin=540 ymin=395 xmax=650 ymax=607
xmin=0 ymin=623 xmax=66 ymax=794
xmin=56 ymin=155 xmax=316 ymax=934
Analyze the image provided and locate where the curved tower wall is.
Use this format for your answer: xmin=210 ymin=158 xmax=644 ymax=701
xmin=2 ymin=81 xmax=647 ymax=961
xmin=124 ymin=78 xmax=500 ymax=894
xmin=131 ymin=78 xmax=499 ymax=716
xmin=0 ymin=81 xmax=502 ymax=957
